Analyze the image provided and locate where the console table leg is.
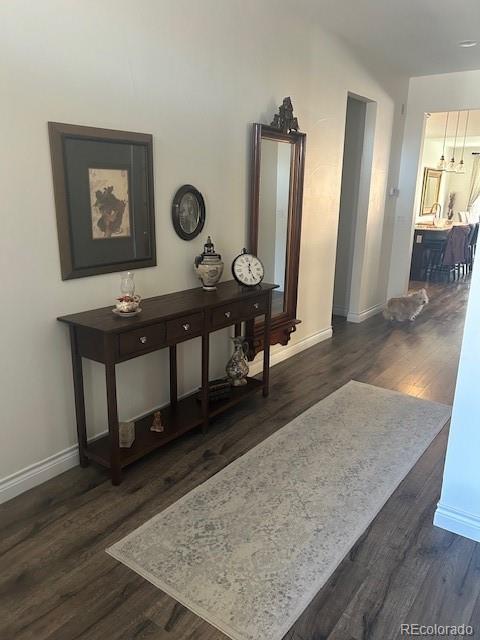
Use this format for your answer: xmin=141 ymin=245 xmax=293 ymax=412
xmin=105 ymin=362 xmax=121 ymax=485
xmin=69 ymin=327 xmax=89 ymax=468
xmin=169 ymin=345 xmax=178 ymax=406
xmin=234 ymin=322 xmax=242 ymax=338
xmin=201 ymin=332 xmax=209 ymax=434
xmin=262 ymin=290 xmax=272 ymax=397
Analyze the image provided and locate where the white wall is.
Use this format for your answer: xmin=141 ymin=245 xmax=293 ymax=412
xmin=388 ymin=70 xmax=480 ymax=297
xmin=386 ymin=68 xmax=480 ymax=541
xmin=434 ymin=253 xmax=480 ymax=541
xmin=447 ymin=147 xmax=480 ymax=212
xmin=0 ymin=0 xmax=407 ymax=495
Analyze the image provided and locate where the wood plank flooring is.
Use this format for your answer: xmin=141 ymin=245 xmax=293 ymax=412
xmin=0 ymin=278 xmax=474 ymax=640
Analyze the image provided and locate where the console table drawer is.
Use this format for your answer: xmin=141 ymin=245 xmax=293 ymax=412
xmin=119 ymin=323 xmax=166 ymax=356
xmin=210 ymin=295 xmax=267 ymax=329
xmin=166 ymin=312 xmax=203 ymax=343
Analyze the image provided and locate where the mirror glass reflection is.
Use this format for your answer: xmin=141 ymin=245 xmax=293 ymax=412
xmin=420 ymin=168 xmax=442 ymax=215
xmin=256 ymin=138 xmax=292 ymax=321
xmin=424 ymin=177 xmax=438 ymax=208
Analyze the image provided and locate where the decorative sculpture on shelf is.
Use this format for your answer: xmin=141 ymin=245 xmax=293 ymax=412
xmin=150 ymin=411 xmax=165 ymax=433
xmin=270 ymin=97 xmax=299 ymax=134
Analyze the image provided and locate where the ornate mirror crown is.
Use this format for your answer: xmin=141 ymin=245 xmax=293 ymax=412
xmin=270 ymin=97 xmax=300 ymax=134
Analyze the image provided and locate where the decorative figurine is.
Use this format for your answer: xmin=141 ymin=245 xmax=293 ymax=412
xmin=194 ymin=236 xmax=224 ymax=291
xmin=226 ymin=337 xmax=249 ymax=386
xmin=119 ymin=421 xmax=135 ymax=448
xmin=150 ymin=411 xmax=165 ymax=433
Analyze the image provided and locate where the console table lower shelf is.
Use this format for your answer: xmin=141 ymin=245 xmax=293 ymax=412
xmin=58 ymin=281 xmax=276 ymax=485
xmin=87 ymin=377 xmax=263 ymax=469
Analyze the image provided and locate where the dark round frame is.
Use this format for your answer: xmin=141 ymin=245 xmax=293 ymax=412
xmin=171 ymin=184 xmax=206 ymax=241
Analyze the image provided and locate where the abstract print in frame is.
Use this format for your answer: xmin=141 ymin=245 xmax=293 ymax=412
xmin=88 ymin=167 xmax=131 ymax=240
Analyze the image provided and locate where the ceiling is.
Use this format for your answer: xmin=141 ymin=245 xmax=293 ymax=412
xmin=426 ymin=111 xmax=480 ymax=146
xmin=297 ymin=0 xmax=480 ymax=76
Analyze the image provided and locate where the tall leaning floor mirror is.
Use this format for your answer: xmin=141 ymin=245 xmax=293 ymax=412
xmin=245 ymin=98 xmax=306 ymax=358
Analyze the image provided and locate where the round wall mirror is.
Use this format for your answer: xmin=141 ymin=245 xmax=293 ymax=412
xmin=171 ymin=184 xmax=206 ymax=240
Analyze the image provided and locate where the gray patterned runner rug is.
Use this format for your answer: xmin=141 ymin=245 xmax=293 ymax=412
xmin=107 ymin=380 xmax=451 ymax=640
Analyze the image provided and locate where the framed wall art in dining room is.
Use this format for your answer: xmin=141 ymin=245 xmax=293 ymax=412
xmin=48 ymin=122 xmax=156 ymax=279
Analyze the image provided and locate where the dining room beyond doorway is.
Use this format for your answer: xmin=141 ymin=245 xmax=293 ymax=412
xmin=409 ymin=110 xmax=480 ymax=287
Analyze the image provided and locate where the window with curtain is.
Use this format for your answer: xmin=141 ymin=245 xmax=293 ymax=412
xmin=468 ymin=156 xmax=480 ymax=217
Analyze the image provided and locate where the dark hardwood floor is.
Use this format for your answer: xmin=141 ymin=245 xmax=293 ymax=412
xmin=0 ymin=277 xmax=474 ymax=640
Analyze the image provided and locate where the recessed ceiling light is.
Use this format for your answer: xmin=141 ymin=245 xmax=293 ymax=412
xmin=459 ymin=40 xmax=478 ymax=48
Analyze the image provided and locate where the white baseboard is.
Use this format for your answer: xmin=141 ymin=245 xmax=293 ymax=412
xmin=1 ymin=326 xmax=333 ymax=504
xmin=347 ymin=303 xmax=384 ymax=323
xmin=434 ymin=503 xmax=480 ymax=543
xmin=250 ymin=326 xmax=333 ymax=376
xmin=0 ymin=380 xmax=208 ymax=504
xmin=0 ymin=397 xmax=182 ymax=504
xmin=0 ymin=444 xmax=81 ymax=504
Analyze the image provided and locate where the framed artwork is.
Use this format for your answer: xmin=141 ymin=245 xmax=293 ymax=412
xmin=171 ymin=184 xmax=206 ymax=240
xmin=48 ymin=122 xmax=156 ymax=279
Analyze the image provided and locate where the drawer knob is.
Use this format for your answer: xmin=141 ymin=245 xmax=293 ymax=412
xmin=139 ymin=336 xmax=148 ymax=344
xmin=224 ymin=311 xmax=231 ymax=318
xmin=253 ymin=302 xmax=259 ymax=310
xmin=183 ymin=323 xmax=190 ymax=331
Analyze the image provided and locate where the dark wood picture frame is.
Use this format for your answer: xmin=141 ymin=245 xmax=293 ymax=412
xmin=48 ymin=122 xmax=156 ymax=280
xmin=171 ymin=184 xmax=206 ymax=240
xmin=245 ymin=122 xmax=306 ymax=358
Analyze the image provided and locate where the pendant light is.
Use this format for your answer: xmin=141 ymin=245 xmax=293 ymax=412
xmin=437 ymin=112 xmax=449 ymax=170
xmin=446 ymin=111 xmax=461 ymax=172
xmin=456 ymin=110 xmax=470 ymax=174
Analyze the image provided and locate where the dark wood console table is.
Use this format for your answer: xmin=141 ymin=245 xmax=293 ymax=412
xmin=58 ymin=281 xmax=276 ymax=484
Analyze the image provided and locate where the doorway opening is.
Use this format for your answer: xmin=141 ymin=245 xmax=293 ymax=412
xmin=408 ymin=110 xmax=480 ymax=296
xmin=332 ymin=94 xmax=376 ymax=321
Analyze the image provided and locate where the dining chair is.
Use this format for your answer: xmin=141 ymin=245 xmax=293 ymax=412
xmin=442 ymin=225 xmax=471 ymax=281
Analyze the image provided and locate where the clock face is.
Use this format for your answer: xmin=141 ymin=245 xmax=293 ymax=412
xmin=232 ymin=252 xmax=265 ymax=286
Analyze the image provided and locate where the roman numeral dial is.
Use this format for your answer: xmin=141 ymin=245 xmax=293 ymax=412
xmin=232 ymin=249 xmax=265 ymax=287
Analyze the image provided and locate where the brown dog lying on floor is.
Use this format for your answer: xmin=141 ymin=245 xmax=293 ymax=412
xmin=383 ymin=288 xmax=429 ymax=322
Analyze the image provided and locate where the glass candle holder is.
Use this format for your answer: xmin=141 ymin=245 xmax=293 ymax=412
xmin=120 ymin=271 xmax=135 ymax=297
